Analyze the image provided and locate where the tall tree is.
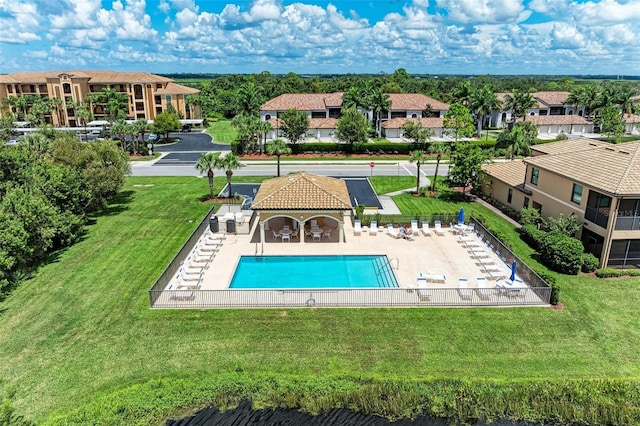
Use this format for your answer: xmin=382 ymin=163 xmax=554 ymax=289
xmin=74 ymin=101 xmax=93 ymax=142
xmin=219 ymin=153 xmax=241 ymax=199
xmin=134 ymin=118 xmax=150 ymax=153
xmin=469 ymin=85 xmax=501 ymax=138
xmin=504 ymin=89 xmax=536 ymax=122
xmin=341 ymin=86 xmax=362 ymax=110
xmin=335 ymin=107 xmax=369 ymax=145
xmin=497 ymin=121 xmax=536 ymax=159
xmin=443 ymin=103 xmax=474 ymax=143
xmin=369 ymin=88 xmax=391 ymax=137
xmin=567 ymin=84 xmax=599 ymax=119
xmin=265 ymin=138 xmax=291 ymax=177
xmin=194 ymin=152 xmax=222 ymax=200
xmin=451 ymin=80 xmax=473 ymax=106
xmin=152 ymin=111 xmax=181 ymax=141
xmin=597 ymin=105 xmax=625 ymax=142
xmin=110 ymin=120 xmax=127 ymax=151
xmin=408 ymin=150 xmax=427 ymax=194
xmin=279 ymin=109 xmax=309 ymax=144
xmin=448 ymin=142 xmax=489 ymax=195
xmin=429 ymin=141 xmax=450 ymax=192
xmin=235 ymin=81 xmax=264 ymax=116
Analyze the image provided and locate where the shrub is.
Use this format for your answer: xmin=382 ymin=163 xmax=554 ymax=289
xmin=539 ymin=231 xmax=584 ymax=275
xmin=520 ymin=207 xmax=542 ymax=227
xmin=581 ymin=253 xmax=600 ymax=273
xmin=595 ymin=268 xmax=640 ymax=278
xmin=520 ymin=224 xmax=544 ymax=250
xmin=539 ymin=272 xmax=560 ymax=305
xmin=230 ymin=141 xmax=243 ymax=155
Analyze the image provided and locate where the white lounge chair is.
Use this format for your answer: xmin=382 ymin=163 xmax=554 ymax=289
xmin=369 ymin=221 xmax=378 ymax=236
xmin=235 ymin=212 xmax=244 ymax=224
xmin=353 ymin=219 xmax=362 ymax=236
xmin=416 ymin=273 xmax=432 ymax=301
xmin=433 ymin=221 xmax=445 ymax=236
xmin=411 ymin=220 xmax=420 ymax=236
xmin=386 ymin=223 xmax=401 ymax=238
xmin=475 ymin=277 xmax=491 ymax=300
xmin=421 ymin=221 xmax=431 ymax=236
xmin=457 ymin=278 xmax=473 ymax=301
xmin=204 ymin=231 xmax=226 ymax=240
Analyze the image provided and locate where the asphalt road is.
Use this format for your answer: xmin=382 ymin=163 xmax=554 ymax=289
xmin=130 ymin=132 xmax=450 ymax=178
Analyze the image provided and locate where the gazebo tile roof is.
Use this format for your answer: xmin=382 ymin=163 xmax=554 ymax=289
xmin=252 ymin=173 xmax=351 ymax=210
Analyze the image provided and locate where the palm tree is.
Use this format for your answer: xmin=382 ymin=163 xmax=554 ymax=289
xmin=408 ymin=150 xmax=427 ymax=194
xmin=341 ymin=86 xmax=362 ymax=110
xmin=257 ymin=120 xmax=272 ymax=154
xmin=195 ymin=152 xmax=222 ymax=200
xmin=504 ymin=89 xmax=536 ymax=123
xmin=134 ymin=119 xmax=150 ymax=154
xmin=369 ymin=89 xmax=390 ymax=137
xmin=49 ymin=97 xmax=64 ymax=127
xmin=110 ymin=120 xmax=127 ymax=151
xmin=236 ymin=81 xmax=263 ymax=116
xmin=125 ymin=122 xmax=137 ymax=153
xmin=451 ymin=80 xmax=473 ymax=106
xmin=220 ymin=153 xmax=242 ymax=199
xmin=265 ymin=138 xmax=291 ymax=177
xmin=429 ymin=141 xmax=450 ymax=192
xmin=74 ymin=101 xmax=93 ymax=141
xmin=469 ymin=85 xmax=501 ymax=138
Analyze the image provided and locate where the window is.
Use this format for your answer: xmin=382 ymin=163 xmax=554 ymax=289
xmin=165 ymin=95 xmax=172 ymax=102
xmin=265 ymin=114 xmax=271 ymax=120
xmin=507 ymin=188 xmax=513 ymax=204
xmin=524 ymin=197 xmax=530 ymax=209
xmin=571 ymin=184 xmax=583 ymax=204
xmin=530 ymin=168 xmax=539 ymax=185
xmin=311 ymin=111 xmax=325 ymax=118
xmin=7 ymin=86 xmax=12 ymax=93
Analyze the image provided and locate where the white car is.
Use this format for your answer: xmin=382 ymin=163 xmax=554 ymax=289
xmin=148 ymin=134 xmax=158 ymax=141
xmin=6 ymin=139 xmax=19 ymax=146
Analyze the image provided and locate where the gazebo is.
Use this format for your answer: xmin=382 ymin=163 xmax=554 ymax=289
xmin=251 ymin=172 xmax=352 ymax=244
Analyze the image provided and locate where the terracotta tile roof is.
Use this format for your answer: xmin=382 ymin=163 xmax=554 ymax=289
xmin=387 ymin=93 xmax=448 ymax=111
xmin=265 ymin=117 xmax=337 ymax=129
xmin=252 ymin=173 xmax=352 ymax=210
xmin=261 ymin=93 xmax=449 ymax=112
xmin=533 ymin=91 xmax=570 ymax=106
xmin=155 ymin=82 xmax=200 ymax=95
xmin=381 ymin=117 xmax=443 ymax=129
xmin=525 ymin=141 xmax=640 ymax=195
xmin=0 ymin=70 xmax=172 ymax=84
xmin=261 ymin=93 xmax=344 ymax=111
xmin=530 ymin=138 xmax=609 ymax=156
xmin=515 ymin=115 xmax=592 ymax=125
xmin=481 ymin=160 xmax=527 ymax=187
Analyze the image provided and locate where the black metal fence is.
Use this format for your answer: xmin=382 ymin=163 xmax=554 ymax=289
xmin=360 ymin=214 xmax=460 ymax=227
xmin=148 ymin=204 xmax=217 ymax=307
xmin=149 ymin=286 xmax=551 ymax=309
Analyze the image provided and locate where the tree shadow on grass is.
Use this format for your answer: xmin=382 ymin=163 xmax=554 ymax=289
xmin=92 ymin=190 xmax=135 ymax=218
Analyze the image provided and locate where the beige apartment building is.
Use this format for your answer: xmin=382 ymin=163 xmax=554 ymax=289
xmin=0 ymin=71 xmax=200 ymax=126
xmin=481 ymin=138 xmax=640 ymax=268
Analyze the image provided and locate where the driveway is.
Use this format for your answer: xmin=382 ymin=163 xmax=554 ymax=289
xmin=154 ymin=132 xmax=230 ymax=166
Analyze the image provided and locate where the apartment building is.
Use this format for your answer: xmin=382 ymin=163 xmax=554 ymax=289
xmin=481 ymin=138 xmax=640 ymax=268
xmin=0 ymin=71 xmax=199 ymax=126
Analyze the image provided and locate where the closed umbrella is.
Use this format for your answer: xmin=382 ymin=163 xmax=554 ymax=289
xmin=458 ymin=208 xmax=464 ymax=225
xmin=510 ymin=261 xmax=517 ymax=282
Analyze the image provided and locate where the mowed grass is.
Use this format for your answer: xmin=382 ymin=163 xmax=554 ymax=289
xmin=206 ymin=120 xmax=237 ymax=143
xmin=1 ymin=177 xmax=639 ymax=423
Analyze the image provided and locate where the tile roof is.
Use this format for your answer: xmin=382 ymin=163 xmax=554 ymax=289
xmin=381 ymin=117 xmax=444 ymax=129
xmin=261 ymin=93 xmax=449 ymax=112
xmin=515 ymin=115 xmax=592 ymax=125
xmin=155 ymin=82 xmax=200 ymax=95
xmin=261 ymin=93 xmax=344 ymax=111
xmin=481 ymin=160 xmax=527 ymax=187
xmin=252 ymin=173 xmax=352 ymax=210
xmin=530 ymin=138 xmax=609 ymax=156
xmin=623 ymin=114 xmax=640 ymax=124
xmin=265 ymin=117 xmax=337 ymax=129
xmin=0 ymin=70 xmax=172 ymax=84
xmin=386 ymin=93 xmax=449 ymax=111
xmin=533 ymin=91 xmax=571 ymax=106
xmin=525 ymin=141 xmax=640 ymax=195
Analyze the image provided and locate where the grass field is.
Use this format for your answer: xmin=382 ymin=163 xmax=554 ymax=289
xmin=1 ymin=176 xmax=639 ymax=424
xmin=206 ymin=120 xmax=237 ymax=143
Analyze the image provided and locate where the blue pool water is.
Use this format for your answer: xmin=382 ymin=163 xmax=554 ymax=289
xmin=229 ymin=255 xmax=399 ymax=289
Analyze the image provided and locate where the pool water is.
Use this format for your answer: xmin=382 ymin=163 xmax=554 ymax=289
xmin=229 ymin=255 xmax=399 ymax=289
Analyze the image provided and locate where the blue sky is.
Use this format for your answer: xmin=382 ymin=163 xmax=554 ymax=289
xmin=1 ymin=0 xmax=639 ymax=75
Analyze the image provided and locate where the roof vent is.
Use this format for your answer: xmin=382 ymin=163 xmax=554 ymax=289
xmin=605 ymin=147 xmax=615 ymax=151
xmin=619 ymin=150 xmax=630 ymax=155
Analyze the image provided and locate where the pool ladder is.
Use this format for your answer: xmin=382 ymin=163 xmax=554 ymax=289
xmin=375 ymin=258 xmax=399 ymax=287
xmin=254 ymin=242 xmax=264 ymax=257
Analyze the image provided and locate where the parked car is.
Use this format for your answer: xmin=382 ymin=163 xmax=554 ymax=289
xmin=148 ymin=133 xmax=158 ymax=141
xmin=6 ymin=139 xmax=19 ymax=146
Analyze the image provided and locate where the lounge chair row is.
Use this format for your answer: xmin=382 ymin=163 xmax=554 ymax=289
xmin=168 ymin=231 xmax=226 ymax=295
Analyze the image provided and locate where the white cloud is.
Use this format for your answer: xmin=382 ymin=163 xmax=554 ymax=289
xmin=549 ymin=22 xmax=586 ymax=49
xmin=575 ymin=0 xmax=640 ymax=25
xmin=435 ymin=0 xmax=525 ymax=24
xmin=0 ymin=0 xmax=41 ymax=43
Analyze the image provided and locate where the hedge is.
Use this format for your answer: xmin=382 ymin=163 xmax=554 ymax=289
xmin=539 ymin=231 xmax=584 ymax=275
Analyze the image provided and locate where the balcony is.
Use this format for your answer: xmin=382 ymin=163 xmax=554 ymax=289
xmin=615 ymin=215 xmax=640 ymax=231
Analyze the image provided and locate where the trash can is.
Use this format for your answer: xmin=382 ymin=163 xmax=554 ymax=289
xmin=226 ymin=219 xmax=236 ymax=234
xmin=209 ymin=216 xmax=219 ymax=233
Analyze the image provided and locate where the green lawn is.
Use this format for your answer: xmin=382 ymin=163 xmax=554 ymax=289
xmin=206 ymin=120 xmax=237 ymax=143
xmin=1 ymin=176 xmax=639 ymax=424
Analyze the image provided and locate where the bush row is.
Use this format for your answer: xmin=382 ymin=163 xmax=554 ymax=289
xmin=595 ymin=268 xmax=640 ymax=278
xmin=48 ymin=375 xmax=640 ymax=425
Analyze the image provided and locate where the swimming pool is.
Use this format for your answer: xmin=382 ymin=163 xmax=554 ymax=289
xmin=229 ymin=255 xmax=399 ymax=289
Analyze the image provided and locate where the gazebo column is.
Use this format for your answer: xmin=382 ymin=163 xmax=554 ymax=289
xmin=259 ymin=221 xmax=266 ymax=243
xmin=298 ymin=219 xmax=304 ymax=244
xmin=338 ymin=221 xmax=344 ymax=244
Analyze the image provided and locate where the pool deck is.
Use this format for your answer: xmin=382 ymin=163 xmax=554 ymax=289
xmin=175 ymin=218 xmax=519 ymax=292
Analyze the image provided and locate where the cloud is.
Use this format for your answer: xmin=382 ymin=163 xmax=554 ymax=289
xmin=435 ymin=0 xmax=525 ymax=24
xmin=549 ymin=22 xmax=586 ymax=49
xmin=0 ymin=0 xmax=41 ymax=43
xmin=575 ymin=0 xmax=640 ymax=25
